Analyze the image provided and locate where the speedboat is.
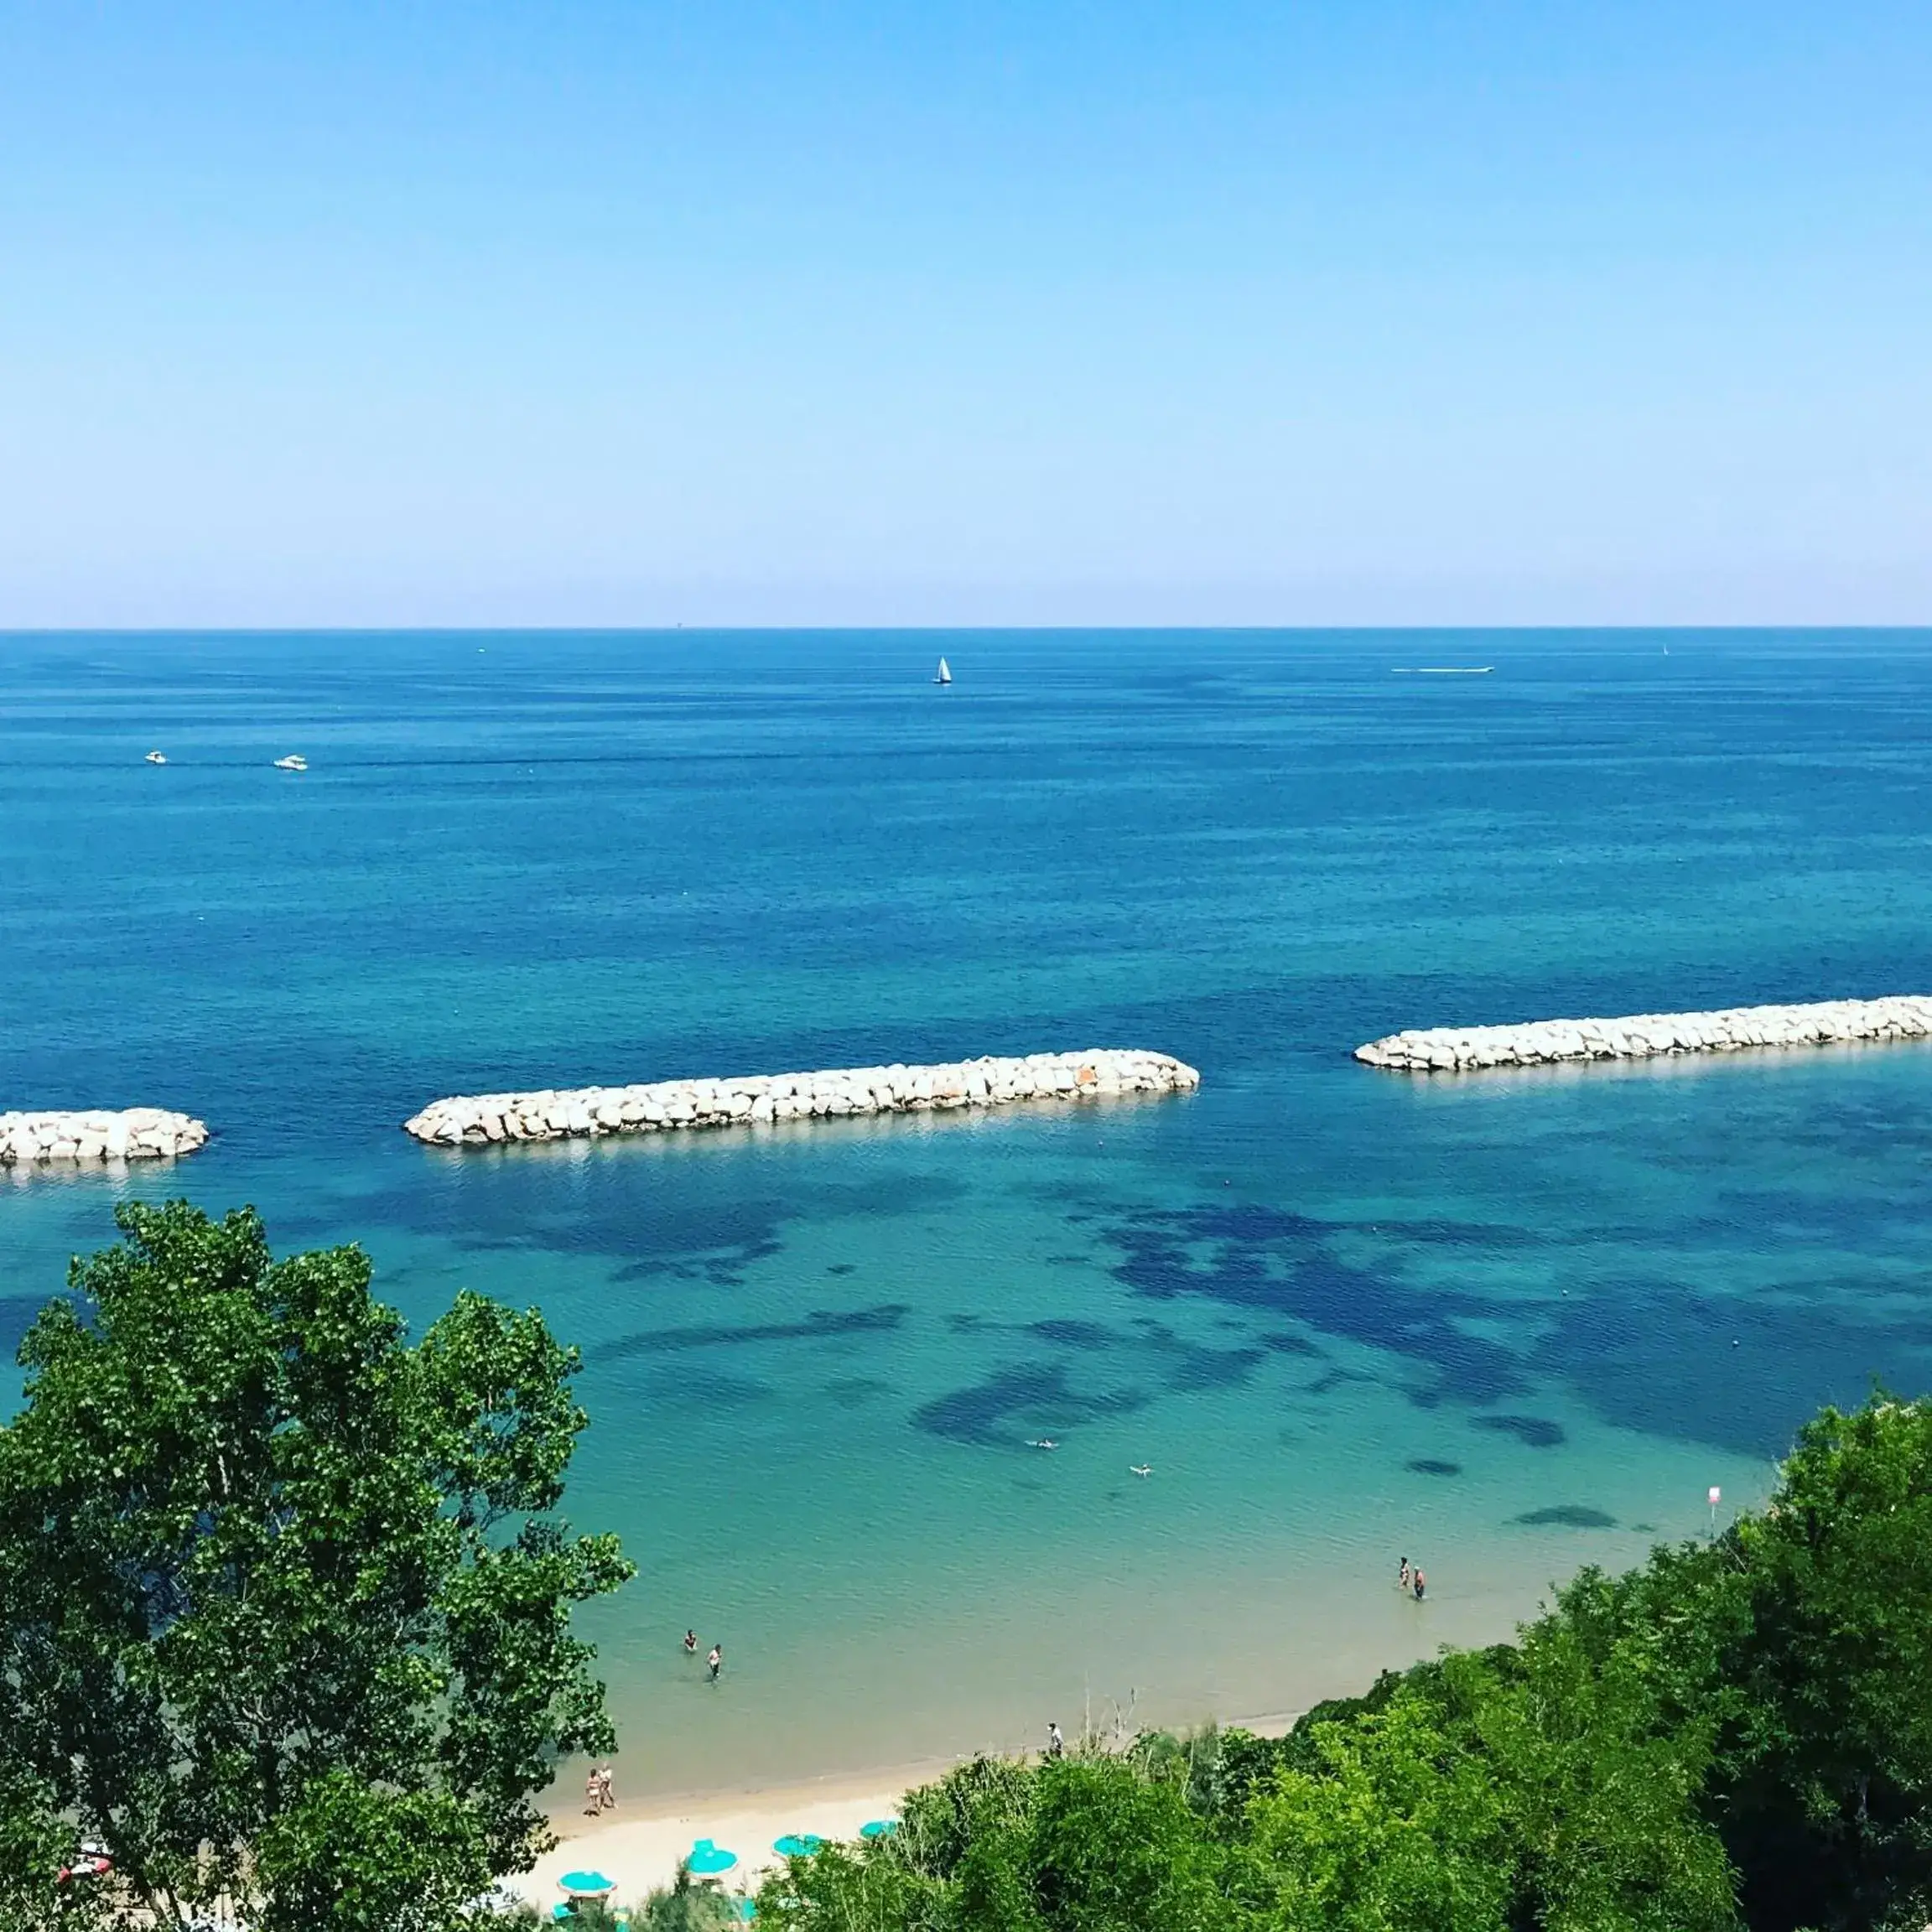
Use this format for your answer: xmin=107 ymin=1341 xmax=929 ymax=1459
xmin=145 ymin=750 xmax=167 ymax=765
xmin=273 ymin=755 xmax=308 ymax=771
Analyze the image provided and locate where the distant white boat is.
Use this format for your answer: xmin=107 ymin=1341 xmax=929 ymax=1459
xmin=1391 ymin=666 xmax=1493 ymax=675
xmin=933 ymin=657 xmax=952 ymax=685
xmin=273 ymin=755 xmax=308 ymax=771
xmin=144 ymin=750 xmax=167 ymax=765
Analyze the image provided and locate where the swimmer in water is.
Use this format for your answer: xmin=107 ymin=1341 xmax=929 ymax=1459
xmin=1130 ymin=1464 xmax=1152 ymax=1478
xmin=683 ymin=1629 xmax=699 ymax=1654
xmin=1029 ymin=1438 xmax=1058 ymax=1451
xmin=708 ymin=1644 xmax=723 ymax=1681
xmin=1398 ymin=1556 xmax=1410 ymax=1590
xmin=1413 ymin=1567 xmax=1426 ymax=1602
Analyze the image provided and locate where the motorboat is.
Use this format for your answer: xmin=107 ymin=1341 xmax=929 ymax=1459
xmin=145 ymin=750 xmax=167 ymax=764
xmin=273 ymin=755 xmax=308 ymax=771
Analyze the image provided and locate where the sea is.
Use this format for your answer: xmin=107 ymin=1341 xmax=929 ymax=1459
xmin=6 ymin=627 xmax=1932 ymax=1800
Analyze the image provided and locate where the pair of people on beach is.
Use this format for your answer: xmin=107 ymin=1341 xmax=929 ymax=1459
xmin=684 ymin=1628 xmax=724 ymax=1680
xmin=582 ymin=1765 xmax=615 ymax=1815
xmin=1397 ymin=1556 xmax=1426 ymax=1600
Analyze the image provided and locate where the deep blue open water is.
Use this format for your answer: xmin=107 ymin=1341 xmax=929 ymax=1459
xmin=6 ymin=628 xmax=1932 ymax=1794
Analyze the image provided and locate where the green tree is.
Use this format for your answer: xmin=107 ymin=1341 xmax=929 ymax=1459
xmin=758 ymin=1751 xmax=1233 ymax=1932
xmin=1247 ymin=1688 xmax=1514 ymax=1932
xmin=1246 ymin=1591 xmax=1737 ymax=1932
xmin=630 ymin=1861 xmax=742 ymax=1930
xmin=0 ymin=1201 xmax=633 ymax=1931
xmin=1714 ymin=1395 xmax=1932 ymax=1931
xmin=1021 ymin=1756 xmax=1229 ymax=1932
xmin=1450 ymin=1627 xmax=1737 ymax=1930
xmin=756 ymin=1754 xmax=1030 ymax=1932
xmin=0 ymin=1761 xmax=104 ymax=1932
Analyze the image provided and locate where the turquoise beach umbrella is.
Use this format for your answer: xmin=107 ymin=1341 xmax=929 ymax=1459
xmin=688 ymin=1838 xmax=739 ymax=1875
xmin=559 ymin=1870 xmax=616 ymax=1895
xmin=859 ymin=1819 xmax=898 ymax=1840
xmin=772 ymin=1833 xmax=823 ymax=1857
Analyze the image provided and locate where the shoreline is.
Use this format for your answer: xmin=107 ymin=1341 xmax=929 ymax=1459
xmin=517 ymin=1708 xmax=1306 ymax=1906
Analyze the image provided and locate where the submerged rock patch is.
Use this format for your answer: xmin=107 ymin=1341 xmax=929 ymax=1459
xmin=1475 ymin=1413 xmax=1568 ymax=1449
xmin=1514 ymin=1504 xmax=1618 ymax=1528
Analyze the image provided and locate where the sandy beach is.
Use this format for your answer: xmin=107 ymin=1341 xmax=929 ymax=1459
xmin=513 ymin=1712 xmax=1305 ymax=1909
xmin=514 ymin=1763 xmax=923 ymax=1908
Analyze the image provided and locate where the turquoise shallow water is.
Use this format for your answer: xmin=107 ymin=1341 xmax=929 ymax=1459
xmin=7 ymin=628 xmax=1932 ymax=1796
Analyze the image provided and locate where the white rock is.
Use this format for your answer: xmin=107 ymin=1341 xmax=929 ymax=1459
xmin=1357 ymin=998 xmax=1932 ymax=1075
xmin=0 ymin=1109 xmax=210 ymax=1167
xmin=402 ymin=1051 xmax=1202 ymax=1147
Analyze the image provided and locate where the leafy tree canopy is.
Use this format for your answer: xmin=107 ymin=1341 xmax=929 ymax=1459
xmin=0 ymin=1201 xmax=633 ymax=1931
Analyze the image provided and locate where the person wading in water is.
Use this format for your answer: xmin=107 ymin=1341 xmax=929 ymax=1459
xmin=708 ymin=1643 xmax=724 ymax=1681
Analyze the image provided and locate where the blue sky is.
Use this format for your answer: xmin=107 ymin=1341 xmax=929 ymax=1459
xmin=1 ymin=2 xmax=1926 ymax=626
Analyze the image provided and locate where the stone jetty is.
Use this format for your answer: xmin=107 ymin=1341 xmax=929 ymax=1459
xmin=0 ymin=1109 xmax=210 ymax=1166
xmin=404 ymin=1050 xmax=1200 ymax=1147
xmin=1355 ymin=996 xmax=1932 ymax=1073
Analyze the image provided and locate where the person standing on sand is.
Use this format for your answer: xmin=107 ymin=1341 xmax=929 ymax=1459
xmin=584 ymin=1768 xmax=600 ymax=1815
xmin=708 ymin=1643 xmax=723 ymax=1681
xmin=598 ymin=1766 xmax=615 ymax=1810
xmin=1047 ymin=1722 xmax=1065 ymax=1758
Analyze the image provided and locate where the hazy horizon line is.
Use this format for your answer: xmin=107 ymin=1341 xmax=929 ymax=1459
xmin=6 ymin=622 xmax=1931 ymax=639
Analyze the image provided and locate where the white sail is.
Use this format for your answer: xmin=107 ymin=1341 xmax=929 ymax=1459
xmin=934 ymin=657 xmax=952 ymax=684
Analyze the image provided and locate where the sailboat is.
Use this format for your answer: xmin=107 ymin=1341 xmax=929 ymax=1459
xmin=933 ymin=657 xmax=952 ymax=686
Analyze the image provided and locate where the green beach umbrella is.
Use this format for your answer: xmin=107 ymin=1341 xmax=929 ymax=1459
xmin=859 ymin=1819 xmax=898 ymax=1840
xmin=688 ymin=1838 xmax=739 ymax=1875
xmin=771 ymin=1833 xmax=823 ymax=1857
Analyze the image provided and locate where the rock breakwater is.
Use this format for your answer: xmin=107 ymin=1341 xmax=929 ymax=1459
xmin=404 ymin=1050 xmax=1200 ymax=1146
xmin=1355 ymin=996 xmax=1932 ymax=1072
xmin=1 ymin=1109 xmax=210 ymax=1165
